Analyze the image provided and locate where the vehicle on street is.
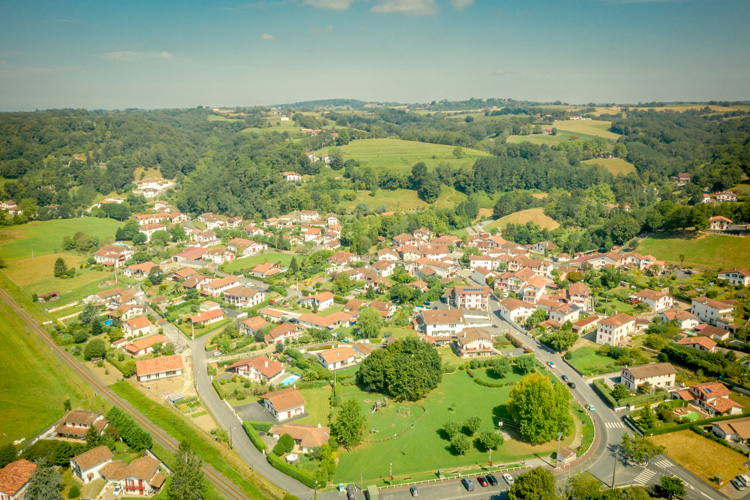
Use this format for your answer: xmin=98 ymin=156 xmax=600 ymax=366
xmin=561 ymin=375 xmax=569 ymax=382
xmin=737 ymin=474 xmax=750 ymax=487
xmin=477 ymin=476 xmax=488 ymax=487
xmin=588 ymin=404 xmax=595 ymax=411
xmin=503 ymin=473 xmax=514 ymax=486
xmin=346 ymin=484 xmax=357 ymax=500
xmin=548 ymin=361 xmax=556 ymax=368
xmin=461 ymin=478 xmax=474 ymax=492
xmin=409 ymin=486 xmax=419 ymax=496
xmin=732 ymin=478 xmax=745 ymax=490
xmin=568 ymin=382 xmax=576 ymax=389
xmin=113 ymin=484 xmax=122 ymax=495
xmin=486 ymin=474 xmax=498 ymax=486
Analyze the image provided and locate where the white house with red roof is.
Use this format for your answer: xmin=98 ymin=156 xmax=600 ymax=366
xmin=223 ymin=286 xmax=266 ymax=308
xmin=596 ymin=313 xmax=636 ymax=346
xmin=123 ymin=334 xmax=167 ymax=357
xmin=716 ymin=191 xmax=738 ymax=202
xmin=283 ymin=172 xmax=302 ymax=182
xmin=690 ymin=297 xmax=734 ymax=326
xmin=629 ymin=289 xmax=673 ymax=311
xmin=226 ymin=356 xmax=285 ymax=383
xmin=201 ymin=275 xmax=240 ymax=297
xmin=718 ymin=268 xmax=750 ymax=287
xmin=264 ymin=323 xmax=302 ymax=344
xmin=260 ymin=387 xmax=305 ymax=421
xmin=122 ymin=316 xmax=152 ymax=338
xmin=449 ymin=286 xmax=490 ymax=310
xmin=659 ymin=308 xmax=700 ymax=330
xmin=251 ymin=262 xmax=283 ymax=278
xmin=688 ymin=382 xmax=743 ymax=417
xmin=298 ymin=291 xmax=334 ymax=311
xmin=136 ymin=354 xmax=184 ymax=382
xmin=498 ymin=298 xmax=536 ymax=324
xmin=0 ymin=459 xmax=37 ymax=499
xmin=94 ymin=244 xmax=134 ymax=268
xmin=456 ymin=327 xmax=496 ymax=358
xmin=317 ymin=346 xmax=356 ymax=370
xmin=189 ymin=309 xmax=225 ymax=326
xmin=677 ymin=336 xmax=717 ymax=353
xmin=710 ymin=215 xmax=732 ymax=231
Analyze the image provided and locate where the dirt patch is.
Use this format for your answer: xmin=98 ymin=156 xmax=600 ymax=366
xmin=191 ymin=414 xmax=217 ymax=433
xmin=88 ymin=360 xmax=124 ymax=385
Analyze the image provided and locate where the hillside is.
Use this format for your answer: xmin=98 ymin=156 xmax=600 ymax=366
xmin=638 ymin=233 xmax=750 ymax=269
xmin=582 ymin=158 xmax=636 ymax=176
xmin=487 ymin=208 xmax=560 ymax=231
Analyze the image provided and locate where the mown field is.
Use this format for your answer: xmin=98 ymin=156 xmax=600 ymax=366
xmin=506 ymin=128 xmax=602 ymax=145
xmin=486 ymin=208 xmax=559 ymax=231
xmin=319 ymin=138 xmax=489 ymax=174
xmin=638 ymin=233 xmax=750 ymax=269
xmin=552 ymin=119 xmax=620 ymax=140
xmin=0 ymin=218 xmax=123 ymax=260
xmin=582 ymin=158 xmax=636 ymax=176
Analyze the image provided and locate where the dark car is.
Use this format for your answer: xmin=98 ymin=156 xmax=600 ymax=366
xmin=409 ymin=486 xmax=419 ymax=496
xmin=568 ymin=382 xmax=576 ymax=389
xmin=346 ymin=484 xmax=357 ymax=500
xmin=461 ymin=478 xmax=474 ymax=492
xmin=561 ymin=375 xmax=569 ymax=382
xmin=486 ymin=474 xmax=498 ymax=486
xmin=477 ymin=476 xmax=489 ymax=487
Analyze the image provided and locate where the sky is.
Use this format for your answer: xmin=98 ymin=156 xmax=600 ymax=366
xmin=0 ymin=0 xmax=749 ymax=110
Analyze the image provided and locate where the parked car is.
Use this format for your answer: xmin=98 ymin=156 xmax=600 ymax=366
xmin=486 ymin=474 xmax=498 ymax=486
xmin=737 ymin=474 xmax=750 ymax=487
xmin=561 ymin=375 xmax=569 ymax=382
xmin=409 ymin=486 xmax=419 ymax=496
xmin=346 ymin=484 xmax=356 ymax=500
xmin=732 ymin=478 xmax=745 ymax=491
xmin=548 ymin=361 xmax=556 ymax=368
xmin=588 ymin=404 xmax=595 ymax=411
xmin=461 ymin=478 xmax=474 ymax=492
xmin=568 ymin=382 xmax=576 ymax=389
xmin=503 ymin=473 xmax=514 ymax=486
xmin=477 ymin=476 xmax=489 ymax=487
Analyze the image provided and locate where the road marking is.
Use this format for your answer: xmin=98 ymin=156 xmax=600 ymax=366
xmin=654 ymin=459 xmax=671 ymax=469
xmin=605 ymin=422 xmax=625 ymax=429
xmin=634 ymin=469 xmax=657 ymax=485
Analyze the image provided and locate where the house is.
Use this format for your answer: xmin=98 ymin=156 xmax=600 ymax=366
xmin=709 ymin=215 xmax=732 ymax=231
xmin=122 ymin=316 xmax=152 ymax=338
xmin=189 ymin=309 xmax=225 ymax=326
xmin=520 ymin=276 xmax=547 ymax=303
xmin=297 ymin=312 xmax=354 ymax=331
xmin=251 ymin=262 xmax=283 ymax=278
xmin=264 ymin=323 xmax=302 ymax=344
xmin=123 ymin=334 xmax=167 ymax=357
xmin=571 ymin=316 xmax=600 ymax=334
xmin=697 ymin=325 xmax=731 ymax=341
xmin=373 ymin=260 xmax=396 ymax=277
xmin=123 ymin=261 xmax=160 ymax=279
xmin=418 ymin=309 xmax=465 ymax=336
xmin=556 ymin=446 xmax=577 ymax=465
xmin=718 ymin=268 xmax=750 ymax=287
xmin=629 ymin=289 xmax=673 ymax=311
xmin=299 ymin=209 xmax=320 ymax=221
xmin=227 ymin=238 xmax=267 ymax=257
xmin=136 ymin=354 xmax=184 ymax=382
xmin=260 ymin=387 xmax=306 ymax=421
xmin=712 ymin=417 xmax=750 ymax=445
xmin=596 ymin=313 xmax=636 ymax=346
xmin=568 ymin=282 xmax=591 ymax=310
xmin=498 ymin=298 xmax=536 ymax=324
xmin=469 ymin=255 xmax=494 ymax=271
xmin=449 ymin=286 xmax=490 ymax=310
xmin=413 ymin=228 xmax=434 ymax=241
xmin=239 ymin=316 xmax=270 ymax=337
xmin=620 ymin=363 xmax=676 ymax=392
xmin=56 ymin=410 xmax=108 ymax=441
xmin=0 ymin=460 xmax=37 ymax=500
xmin=531 ymin=241 xmax=558 ymax=255
xmin=659 ymin=308 xmax=700 ymax=330
xmin=138 ymin=223 xmax=167 ymax=242
xmin=283 ymin=172 xmax=302 ymax=182
xmin=677 ymin=335 xmax=717 ymax=353
xmin=716 ymin=191 xmax=738 ymax=202
xmin=70 ymin=445 xmax=113 ymax=484
xmin=93 ymin=244 xmax=134 ymax=267
xmin=455 ymin=327 xmax=496 ymax=358
xmin=327 ymin=213 xmax=339 ymax=226
xmin=371 ymin=301 xmax=396 ymax=318
xmin=172 ymin=246 xmax=207 ymax=263
xmin=99 ymin=455 xmax=166 ymax=497
xmin=352 ymin=343 xmax=375 ymax=359
xmin=417 ymin=260 xmax=457 ymax=279
xmin=549 ymin=304 xmax=581 ymax=326
xmin=203 ymin=247 xmax=234 ymax=265
xmin=181 ymin=274 xmax=213 ymax=290
xmin=690 ymin=297 xmax=734 ymax=326
xmin=689 ymin=382 xmax=743 ymax=416
xmin=224 ymin=286 xmax=266 ymax=308
xmin=268 ymin=424 xmax=330 ymax=453
xmin=225 ymin=356 xmax=285 ymax=383
xmin=317 ymin=346 xmax=356 ymax=370
xmin=298 ymin=291 xmax=335 ymax=311
xmin=201 ymin=276 xmax=240 ymax=297
xmin=303 ymin=227 xmax=323 ymax=243
xmin=393 ymin=233 xmax=418 ymax=247
xmin=327 ymin=251 xmax=359 ymax=267
xmin=418 ymin=243 xmax=449 ymax=261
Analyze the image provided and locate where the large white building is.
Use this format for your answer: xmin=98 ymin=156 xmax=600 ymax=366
xmin=621 ymin=363 xmax=676 ymax=392
xmin=690 ymin=297 xmax=734 ymax=326
xmin=449 ymin=286 xmax=491 ymax=310
xmin=596 ymin=313 xmax=635 ymax=346
xmin=498 ymin=298 xmax=536 ymax=324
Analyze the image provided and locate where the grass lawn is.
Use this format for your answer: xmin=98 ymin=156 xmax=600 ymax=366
xmin=221 ymin=252 xmax=295 ymax=273
xmin=0 ymin=299 xmax=100 ymax=443
xmin=207 ymin=114 xmax=242 ymax=122
xmin=582 ymin=158 xmax=636 ymax=176
xmin=507 ymin=128 xmax=602 ymax=145
xmin=317 ymin=305 xmax=344 ymax=317
xmin=638 ymin=232 xmax=750 ymax=269
xmin=339 ymin=185 xmax=467 ymax=212
xmin=319 ymin=138 xmax=489 ymax=174
xmin=486 ymin=208 xmax=559 ymax=231
xmin=651 ymin=430 xmax=747 ymax=487
xmin=553 ymin=119 xmax=620 ymax=140
xmin=565 ymin=346 xmax=618 ymax=376
xmin=0 ymin=218 xmax=123 ymax=261
xmin=381 ymin=326 xmax=419 ymax=340
xmin=295 ymin=387 xmax=332 ymax=426
xmin=333 ymin=370 xmax=580 ymax=483
xmin=24 ymin=269 xmax=114 ymax=305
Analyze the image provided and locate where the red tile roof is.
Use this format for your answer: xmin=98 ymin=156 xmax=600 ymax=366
xmin=0 ymin=460 xmax=37 ymax=496
xmin=261 ymin=387 xmax=305 ymax=412
xmin=136 ymin=354 xmax=184 ymax=377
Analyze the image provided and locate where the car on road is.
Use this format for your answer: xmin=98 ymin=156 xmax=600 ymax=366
xmin=486 ymin=474 xmax=498 ymax=486
xmin=548 ymin=361 xmax=556 ymax=368
xmin=568 ymin=382 xmax=576 ymax=389
xmin=461 ymin=478 xmax=474 ymax=492
xmin=409 ymin=486 xmax=419 ymax=496
xmin=477 ymin=476 xmax=489 ymax=487
xmin=346 ymin=484 xmax=357 ymax=500
xmin=503 ymin=473 xmax=514 ymax=486
xmin=737 ymin=474 xmax=750 ymax=487
xmin=561 ymin=375 xmax=569 ymax=382
xmin=588 ymin=404 xmax=595 ymax=411
xmin=732 ymin=478 xmax=745 ymax=490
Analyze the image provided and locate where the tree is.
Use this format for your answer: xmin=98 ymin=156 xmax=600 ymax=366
xmin=67 ymin=485 xmax=80 ymax=499
xmin=659 ymin=476 xmax=685 ymax=499
xmin=79 ymin=303 xmax=99 ymax=326
xmin=637 ymin=406 xmax=658 ymax=430
xmin=85 ymin=426 xmax=103 ymax=450
xmin=491 ymin=357 xmax=512 ymax=378
xmin=168 ymin=441 xmax=207 ymax=500
xmin=620 ymin=434 xmax=665 ymax=464
xmin=122 ymin=360 xmax=137 ymax=378
xmin=289 ymin=256 xmax=299 ymax=274
xmin=132 ymin=232 xmax=147 ymax=245
xmin=63 ymin=398 xmax=72 ymax=412
xmin=53 ymin=258 xmax=67 ymax=278
xmin=0 ymin=444 xmax=16 ymax=469
xmin=540 ymin=324 xmax=577 ymax=353
xmin=25 ymin=460 xmax=62 ymax=500
xmin=478 ymin=430 xmax=503 ymax=451
xmin=565 ymin=471 xmax=601 ymax=500
xmin=357 ymin=307 xmax=383 ymax=339
xmin=611 ymin=384 xmax=631 ymax=401
xmin=464 ymin=416 xmax=482 ymax=436
xmin=90 ymin=318 xmax=102 ymax=336
xmin=331 ymin=399 xmax=365 ymax=449
xmin=443 ymin=420 xmax=461 ymax=439
xmin=83 ymin=338 xmax=106 ymax=360
xmin=639 ymin=381 xmax=652 ymax=394
xmin=148 ymin=266 xmax=164 ymax=285
xmin=451 ymin=434 xmax=470 ymax=456
xmin=507 ymin=373 xmax=573 ymax=444
xmin=515 ymin=354 xmax=536 ymax=374
xmin=508 ymin=467 xmax=559 ymax=500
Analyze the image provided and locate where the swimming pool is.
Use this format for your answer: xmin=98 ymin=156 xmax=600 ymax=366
xmin=280 ymin=374 xmax=301 ymax=386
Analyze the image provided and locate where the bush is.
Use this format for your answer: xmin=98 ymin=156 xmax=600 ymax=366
xmin=242 ymin=422 xmax=267 ymax=452
xmin=272 ymin=442 xmax=286 ymax=456
xmin=212 ymin=380 xmax=225 ymax=399
xmin=83 ymin=338 xmax=106 ymax=360
xmin=593 ymin=379 xmax=619 ymax=409
xmin=267 ymin=452 xmax=318 ymax=488
xmin=104 ymin=407 xmax=152 ymax=451
xmin=68 ymin=484 xmax=81 ymax=498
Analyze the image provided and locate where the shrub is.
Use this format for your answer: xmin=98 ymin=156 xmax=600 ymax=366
xmin=279 ymin=433 xmax=295 ymax=453
xmin=242 ymin=422 xmax=267 ymax=452
xmin=267 ymin=452 xmax=318 ymax=488
xmin=68 ymin=484 xmax=80 ymax=498
xmin=272 ymin=442 xmax=286 ymax=456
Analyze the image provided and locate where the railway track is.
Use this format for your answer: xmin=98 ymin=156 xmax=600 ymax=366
xmin=0 ymin=288 xmax=250 ymax=500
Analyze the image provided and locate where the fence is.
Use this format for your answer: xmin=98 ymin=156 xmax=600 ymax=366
xmin=364 ymin=405 xmax=428 ymax=443
xmin=376 ymin=463 xmax=526 ymax=490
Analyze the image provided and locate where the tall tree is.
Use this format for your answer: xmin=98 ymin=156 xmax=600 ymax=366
xmin=565 ymin=471 xmax=601 ymax=500
xmin=331 ymin=399 xmax=365 ymax=449
xmin=25 ymin=460 xmax=62 ymax=500
xmin=168 ymin=441 xmax=207 ymax=500
xmin=507 ymin=373 xmax=573 ymax=444
xmin=53 ymin=258 xmax=67 ymax=278
xmin=659 ymin=476 xmax=685 ymax=499
xmin=357 ymin=307 xmax=383 ymax=339
xmin=508 ymin=467 xmax=559 ymax=500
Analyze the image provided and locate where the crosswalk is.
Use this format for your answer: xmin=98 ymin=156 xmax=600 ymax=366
xmin=634 ymin=468 xmax=657 ymax=485
xmin=654 ymin=459 xmax=672 ymax=470
xmin=604 ymin=421 xmax=626 ymax=429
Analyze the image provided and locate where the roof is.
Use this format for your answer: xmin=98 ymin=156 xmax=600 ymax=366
xmin=623 ymin=362 xmax=676 ymax=379
xmin=242 ymin=316 xmax=270 ymax=332
xmin=72 ymin=445 xmax=113 ymax=471
xmin=269 ymin=424 xmax=330 ymax=448
xmin=599 ymin=313 xmax=634 ymax=328
xmin=633 ymin=289 xmax=668 ymax=301
xmin=452 ymin=286 xmax=490 ymax=296
xmin=204 ymin=275 xmax=240 ymax=289
xmin=100 ymin=456 xmax=160 ymax=482
xmin=302 ymin=291 xmax=334 ymax=303
xmin=189 ymin=308 xmax=224 ymax=323
xmin=136 ymin=354 xmax=184 ymax=377
xmin=0 ymin=460 xmax=37 ymax=496
xmin=226 ymin=356 xmax=285 ymax=379
xmin=224 ymin=286 xmax=264 ymax=299
xmin=318 ymin=346 xmax=356 ymax=365
xmin=692 ymin=296 xmax=735 ymax=311
xmin=421 ymin=309 xmax=464 ymax=325
xmin=500 ymin=298 xmax=533 ymax=312
xmin=352 ymin=343 xmax=374 ymax=356
xmin=708 ymin=397 xmax=743 ymax=413
xmin=261 ymin=387 xmax=306 ymax=412
xmin=691 ymin=382 xmax=731 ymax=398
xmin=698 ymin=325 xmax=730 ymax=338
xmin=677 ymin=336 xmax=716 ymax=350
xmin=661 ymin=308 xmax=698 ymax=322
xmin=62 ymin=410 xmax=102 ymax=426
xmin=714 ymin=417 xmax=750 ymax=439
xmin=673 ymin=389 xmax=695 ymax=401
xmin=125 ymin=334 xmax=167 ymax=355
xmin=125 ymin=316 xmax=151 ymax=330
xmin=458 ymin=327 xmax=492 ymax=344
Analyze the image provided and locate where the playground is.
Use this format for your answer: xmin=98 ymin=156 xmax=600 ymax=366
xmin=348 ymin=393 xmax=425 ymax=440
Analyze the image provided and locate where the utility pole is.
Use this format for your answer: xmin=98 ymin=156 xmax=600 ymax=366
xmin=360 ymin=471 xmax=363 ymax=492
xmin=389 ymin=462 xmax=393 ymax=481
xmin=612 ymin=448 xmax=617 ymax=489
xmin=555 ymin=431 xmax=563 ymax=469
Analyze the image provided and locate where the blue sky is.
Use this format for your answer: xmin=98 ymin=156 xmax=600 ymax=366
xmin=0 ymin=0 xmax=748 ymax=110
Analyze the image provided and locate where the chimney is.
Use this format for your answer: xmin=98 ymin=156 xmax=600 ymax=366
xmin=264 ymin=360 xmax=268 ymax=367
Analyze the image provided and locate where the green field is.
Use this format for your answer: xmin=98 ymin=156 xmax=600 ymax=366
xmin=339 ymin=185 xmax=468 ymax=212
xmin=0 ymin=299 xmax=98 ymax=442
xmin=320 ymin=138 xmax=489 ymax=174
xmin=565 ymin=346 xmax=619 ymax=376
xmin=638 ymin=233 xmax=750 ymax=269
xmin=506 ymin=128 xmax=602 ymax=145
xmin=486 ymin=208 xmax=559 ymax=231
xmin=221 ymin=252 xmax=295 ymax=273
xmin=334 ymin=370 xmax=581 ymax=483
xmin=207 ymin=114 xmax=243 ymax=122
xmin=553 ymin=119 xmax=620 ymax=140
xmin=582 ymin=158 xmax=636 ymax=176
xmin=0 ymin=218 xmax=123 ymax=261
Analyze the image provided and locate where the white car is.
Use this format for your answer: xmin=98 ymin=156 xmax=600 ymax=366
xmin=113 ymin=484 xmax=122 ymax=495
xmin=503 ymin=473 xmax=514 ymax=486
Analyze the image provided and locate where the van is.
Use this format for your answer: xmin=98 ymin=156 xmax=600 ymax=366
xmin=737 ymin=474 xmax=750 ymax=487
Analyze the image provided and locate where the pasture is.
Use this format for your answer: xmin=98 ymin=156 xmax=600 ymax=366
xmin=582 ymin=158 xmax=636 ymax=176
xmin=552 ymin=119 xmax=620 ymax=140
xmin=506 ymin=128 xmax=602 ymax=145
xmin=486 ymin=208 xmax=559 ymax=231
xmin=339 ymin=186 xmax=468 ymax=212
xmin=638 ymin=233 xmax=750 ymax=269
xmin=320 ymin=138 xmax=489 ymax=174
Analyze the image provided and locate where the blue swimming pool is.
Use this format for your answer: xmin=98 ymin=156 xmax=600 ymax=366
xmin=280 ymin=374 xmax=301 ymax=386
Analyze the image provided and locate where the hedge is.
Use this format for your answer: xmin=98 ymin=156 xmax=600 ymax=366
xmin=466 ymin=369 xmax=516 ymax=388
xmin=593 ymin=379 xmax=619 ymax=409
xmin=619 ymin=391 xmax=668 ymax=408
xmin=333 ymin=295 xmax=348 ymax=305
xmin=212 ymin=380 xmax=225 ymax=399
xmin=626 ymin=411 xmax=750 ymax=436
xmin=243 ymin=422 xmax=267 ymax=452
xmin=247 ymin=421 xmax=272 ymax=433
xmin=267 ymin=452 xmax=318 ymax=488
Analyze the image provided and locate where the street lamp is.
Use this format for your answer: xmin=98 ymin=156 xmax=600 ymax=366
xmin=554 ymin=431 xmax=563 ymax=469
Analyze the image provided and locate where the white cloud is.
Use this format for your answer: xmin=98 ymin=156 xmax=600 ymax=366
xmin=102 ymin=51 xmax=173 ymax=62
xmin=493 ymin=68 xmax=504 ymax=75
xmin=450 ymin=0 xmax=473 ymax=10
xmin=310 ymin=25 xmax=334 ymax=35
xmin=260 ymin=33 xmax=276 ymax=40
xmin=371 ymin=0 xmax=438 ymax=15
xmin=303 ymin=0 xmax=356 ymax=9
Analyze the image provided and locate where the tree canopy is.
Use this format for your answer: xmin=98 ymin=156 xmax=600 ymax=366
xmin=507 ymin=373 xmax=573 ymax=444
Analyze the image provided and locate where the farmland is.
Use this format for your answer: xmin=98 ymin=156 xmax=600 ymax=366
xmin=486 ymin=208 xmax=559 ymax=231
xmin=638 ymin=233 xmax=750 ymax=269
xmin=552 ymin=119 xmax=620 ymax=140
xmin=339 ymin=185 xmax=469 ymax=212
xmin=582 ymin=158 xmax=636 ymax=176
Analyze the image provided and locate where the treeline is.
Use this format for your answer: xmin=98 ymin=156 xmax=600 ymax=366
xmin=105 ymin=407 xmax=153 ymax=451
